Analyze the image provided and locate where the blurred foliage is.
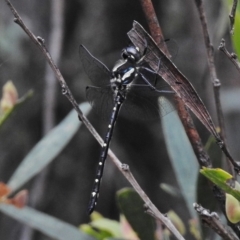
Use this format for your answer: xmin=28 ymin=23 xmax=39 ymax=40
xmin=201 ymin=167 xmax=240 ymax=224
xmin=200 ymin=168 xmax=240 ymax=201
xmin=81 ymin=189 xmax=189 ymax=240
xmin=0 ymin=81 xmax=33 ymax=127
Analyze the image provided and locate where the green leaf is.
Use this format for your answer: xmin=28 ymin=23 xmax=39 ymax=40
xmin=226 ymin=0 xmax=240 ymax=57
xmin=167 ymin=210 xmax=186 ymax=235
xmin=117 ymin=188 xmax=155 ymax=240
xmin=7 ymin=102 xmax=91 ymax=192
xmin=225 ymin=193 xmax=240 ymax=223
xmin=0 ymin=205 xmax=94 ymax=240
xmin=105 ymin=239 xmax=126 ymax=240
xmin=81 ymin=224 xmax=104 ymax=240
xmin=161 ymin=98 xmax=198 ymax=218
xmin=231 ymin=4 xmax=240 ymax=58
xmin=91 ymin=218 xmax=121 ymax=237
xmin=160 ymin=183 xmax=182 ymax=198
xmin=80 ymin=222 xmax=114 ymax=240
xmin=200 ymin=167 xmax=240 ymax=201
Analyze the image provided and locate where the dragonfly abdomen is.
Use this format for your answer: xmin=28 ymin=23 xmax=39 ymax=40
xmin=88 ymin=92 xmax=124 ymax=214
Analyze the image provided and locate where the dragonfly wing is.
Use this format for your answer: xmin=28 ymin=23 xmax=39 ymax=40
xmin=128 ymin=21 xmax=221 ymax=139
xmin=132 ymin=74 xmax=173 ymax=97
xmin=86 ymin=85 xmax=114 ymax=120
xmin=79 ymin=45 xmax=111 ymax=87
xmin=120 ymin=85 xmax=174 ymax=121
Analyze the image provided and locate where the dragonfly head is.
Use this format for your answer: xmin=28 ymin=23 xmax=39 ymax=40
xmin=121 ymin=45 xmax=141 ymax=63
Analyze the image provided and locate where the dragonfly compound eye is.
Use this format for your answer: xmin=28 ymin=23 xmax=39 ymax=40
xmin=124 ymin=46 xmax=141 ymax=62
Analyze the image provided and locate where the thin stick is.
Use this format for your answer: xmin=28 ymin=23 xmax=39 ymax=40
xmin=138 ymin=0 xmax=170 ymax=57
xmin=229 ymin=0 xmax=238 ymax=35
xmin=4 ymin=0 xmax=184 ymax=238
xmin=194 ymin=0 xmax=234 ymax=175
xmin=219 ymin=38 xmax=240 ymax=74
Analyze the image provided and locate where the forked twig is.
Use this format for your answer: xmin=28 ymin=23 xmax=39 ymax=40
xmin=4 ymin=0 xmax=184 ymax=239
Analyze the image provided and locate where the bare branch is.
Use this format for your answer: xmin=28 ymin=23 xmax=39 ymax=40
xmin=229 ymin=0 xmax=238 ymax=35
xmin=138 ymin=0 xmax=170 ymax=57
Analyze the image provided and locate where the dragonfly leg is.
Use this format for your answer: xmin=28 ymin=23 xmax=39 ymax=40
xmin=140 ymin=65 xmax=161 ymax=87
xmin=139 ymin=71 xmax=173 ymax=94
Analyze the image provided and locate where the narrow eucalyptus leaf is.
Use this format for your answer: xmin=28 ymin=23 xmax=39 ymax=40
xmin=0 ymin=205 xmax=94 ymax=240
xmin=8 ymin=102 xmax=91 ymax=192
xmin=161 ymin=98 xmax=198 ymax=218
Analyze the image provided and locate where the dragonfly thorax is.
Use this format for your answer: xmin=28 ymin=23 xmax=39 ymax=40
xmin=111 ymin=59 xmax=137 ymax=89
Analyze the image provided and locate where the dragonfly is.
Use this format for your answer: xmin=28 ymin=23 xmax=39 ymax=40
xmin=79 ymin=42 xmax=174 ymax=214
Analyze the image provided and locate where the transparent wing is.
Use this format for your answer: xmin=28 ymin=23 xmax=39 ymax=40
xmin=86 ymin=85 xmax=114 ymax=120
xmin=79 ymin=45 xmax=111 ymax=87
xmin=133 ymin=69 xmax=173 ymax=96
xmin=86 ymin=80 xmax=174 ymax=121
xmin=164 ymin=39 xmax=178 ymax=60
xmin=120 ymin=84 xmax=175 ymax=121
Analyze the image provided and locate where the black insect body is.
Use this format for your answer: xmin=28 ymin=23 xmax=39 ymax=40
xmin=79 ymin=44 xmax=173 ymax=214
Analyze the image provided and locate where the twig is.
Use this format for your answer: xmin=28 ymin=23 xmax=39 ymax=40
xmin=194 ymin=0 xmax=234 ymax=176
xmin=219 ymin=39 xmax=240 ymax=74
xmin=4 ymin=0 xmax=185 ymax=238
xmin=194 ymin=203 xmax=239 ymax=240
xmin=229 ymin=0 xmax=238 ymax=35
xmin=4 ymin=0 xmax=102 ymax=145
xmin=194 ymin=0 xmax=225 ymax=138
xmin=138 ymin=0 xmax=170 ymax=57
